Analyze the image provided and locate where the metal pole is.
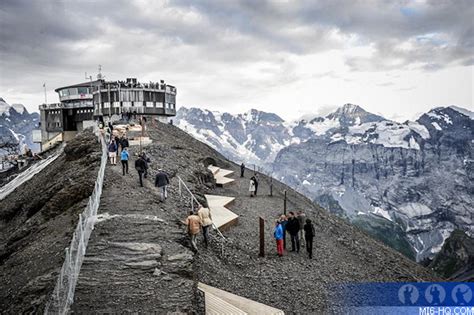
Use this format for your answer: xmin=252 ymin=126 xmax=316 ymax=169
xmin=43 ymin=83 xmax=47 ymax=104
xmin=284 ymin=190 xmax=287 ymax=215
xmin=259 ymin=217 xmax=265 ymax=257
xmin=270 ymin=177 xmax=273 ymax=197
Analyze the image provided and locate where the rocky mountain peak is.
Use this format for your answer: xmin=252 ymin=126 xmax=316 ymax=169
xmin=325 ymin=103 xmax=386 ymax=126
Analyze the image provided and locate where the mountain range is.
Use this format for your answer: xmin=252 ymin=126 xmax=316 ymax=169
xmin=0 ymin=97 xmax=39 ymax=154
xmin=175 ymin=103 xmax=474 ymax=262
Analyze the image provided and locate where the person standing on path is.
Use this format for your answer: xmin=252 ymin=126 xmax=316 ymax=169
xmin=252 ymin=175 xmax=259 ymax=196
xmin=185 ymin=211 xmax=202 ymax=252
xmin=297 ymin=211 xmax=306 ymax=245
xmin=274 ymin=220 xmax=284 ymax=257
xmin=303 ymin=218 xmax=315 ymax=259
xmin=197 ymin=206 xmax=213 ymax=248
xmin=120 ymin=147 xmax=129 ymax=175
xmin=154 ymin=169 xmax=170 ymax=202
xmin=108 ymin=139 xmax=118 ymax=165
xmin=134 ymin=155 xmax=147 ymax=187
xmin=249 ymin=177 xmax=256 ymax=197
xmin=279 ymin=214 xmax=288 ymax=250
xmin=240 ymin=163 xmax=245 ymax=178
xmin=287 ymin=212 xmax=300 ymax=253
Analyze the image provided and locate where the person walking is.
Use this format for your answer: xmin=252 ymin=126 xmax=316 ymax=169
xmin=303 ymin=218 xmax=315 ymax=259
xmin=141 ymin=152 xmax=150 ymax=178
xmin=274 ymin=220 xmax=284 ymax=257
xmin=249 ymin=177 xmax=256 ymax=197
xmin=287 ymin=212 xmax=300 ymax=253
xmin=120 ymin=147 xmax=129 ymax=175
xmin=185 ymin=211 xmax=202 ymax=252
xmin=297 ymin=211 xmax=306 ymax=245
xmin=121 ymin=135 xmax=129 ymax=152
xmin=134 ymin=155 xmax=147 ymax=187
xmin=154 ymin=169 xmax=170 ymax=201
xmin=240 ymin=163 xmax=245 ymax=178
xmin=198 ymin=206 xmax=213 ymax=248
xmin=108 ymin=139 xmax=118 ymax=165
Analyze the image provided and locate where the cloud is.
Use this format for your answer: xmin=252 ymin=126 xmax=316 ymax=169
xmin=0 ymin=0 xmax=472 ymax=115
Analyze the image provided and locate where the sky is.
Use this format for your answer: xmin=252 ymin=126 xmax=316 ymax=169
xmin=0 ymin=0 xmax=473 ymax=122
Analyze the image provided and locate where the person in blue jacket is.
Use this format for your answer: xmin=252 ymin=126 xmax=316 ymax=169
xmin=274 ymin=220 xmax=284 ymax=257
xmin=120 ymin=147 xmax=129 ymax=175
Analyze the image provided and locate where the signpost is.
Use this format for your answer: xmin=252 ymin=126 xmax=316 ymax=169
xmin=259 ymin=217 xmax=265 ymax=257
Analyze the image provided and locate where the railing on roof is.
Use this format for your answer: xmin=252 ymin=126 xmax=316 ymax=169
xmin=177 ymin=176 xmax=226 ymax=255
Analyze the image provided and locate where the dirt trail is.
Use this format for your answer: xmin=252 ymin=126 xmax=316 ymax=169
xmin=71 ymin=151 xmax=201 ymax=313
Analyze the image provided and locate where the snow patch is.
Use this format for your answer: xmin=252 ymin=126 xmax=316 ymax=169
xmin=372 ymin=206 xmax=392 ymax=221
xmin=432 ymin=122 xmax=442 ymax=130
xmin=398 ymin=203 xmax=434 ymax=218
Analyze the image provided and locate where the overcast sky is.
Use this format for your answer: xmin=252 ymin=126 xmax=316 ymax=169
xmin=0 ymin=0 xmax=472 ymax=121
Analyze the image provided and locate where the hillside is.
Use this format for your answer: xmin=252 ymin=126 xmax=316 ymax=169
xmin=1 ymin=121 xmax=439 ymax=313
xmin=0 ymin=131 xmax=101 ymax=313
xmin=175 ymin=104 xmax=474 ymax=263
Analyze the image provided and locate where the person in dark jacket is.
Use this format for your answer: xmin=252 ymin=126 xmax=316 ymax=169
xmin=135 ymin=156 xmax=147 ymax=187
xmin=286 ymin=211 xmax=300 ymax=252
xmin=121 ymin=136 xmax=129 ymax=150
xmin=108 ymin=140 xmax=118 ymax=165
xmin=240 ymin=163 xmax=245 ymax=178
xmin=141 ymin=152 xmax=150 ymax=178
xmin=155 ymin=169 xmax=170 ymax=201
xmin=250 ymin=175 xmax=259 ymax=196
xmin=297 ymin=211 xmax=306 ymax=245
xmin=303 ymin=218 xmax=315 ymax=259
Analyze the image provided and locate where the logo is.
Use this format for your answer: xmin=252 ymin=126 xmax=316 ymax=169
xmin=398 ymin=284 xmax=419 ymax=305
xmin=451 ymin=284 xmax=472 ymax=305
xmin=425 ymin=284 xmax=446 ymax=305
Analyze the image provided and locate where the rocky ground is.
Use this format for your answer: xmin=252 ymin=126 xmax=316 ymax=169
xmin=0 ymin=130 xmax=100 ymax=313
xmin=98 ymin=121 xmax=438 ymax=313
xmin=1 ymin=121 xmax=440 ymax=313
xmin=194 ymin=156 xmax=441 ymax=313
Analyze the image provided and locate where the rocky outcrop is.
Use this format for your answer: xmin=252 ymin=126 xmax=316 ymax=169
xmin=428 ymin=230 xmax=474 ymax=281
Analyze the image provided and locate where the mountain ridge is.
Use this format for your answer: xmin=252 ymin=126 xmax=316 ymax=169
xmin=175 ymin=103 xmax=474 ymax=263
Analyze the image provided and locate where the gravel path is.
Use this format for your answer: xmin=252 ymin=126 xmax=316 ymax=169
xmin=71 ymin=156 xmax=201 ymax=313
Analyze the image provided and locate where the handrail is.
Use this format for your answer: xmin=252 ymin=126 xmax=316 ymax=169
xmin=177 ymin=176 xmax=226 ymax=249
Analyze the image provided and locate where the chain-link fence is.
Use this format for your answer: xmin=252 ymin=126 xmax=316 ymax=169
xmin=44 ymin=130 xmax=107 ymax=314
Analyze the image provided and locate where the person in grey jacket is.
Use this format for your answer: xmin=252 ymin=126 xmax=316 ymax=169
xmin=155 ymin=169 xmax=170 ymax=201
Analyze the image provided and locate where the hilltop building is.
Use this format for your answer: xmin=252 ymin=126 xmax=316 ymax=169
xmin=34 ymin=76 xmax=177 ymax=151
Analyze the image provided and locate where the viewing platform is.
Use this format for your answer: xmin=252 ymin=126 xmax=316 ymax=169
xmin=204 ymin=194 xmax=238 ymax=231
xmin=207 ymin=165 xmax=235 ymax=187
xmin=198 ymin=282 xmax=284 ymax=315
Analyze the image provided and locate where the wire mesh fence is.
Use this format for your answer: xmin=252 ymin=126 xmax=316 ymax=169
xmin=44 ymin=129 xmax=108 ymax=314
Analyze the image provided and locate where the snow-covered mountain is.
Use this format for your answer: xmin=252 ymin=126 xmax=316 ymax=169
xmin=0 ymin=97 xmax=40 ymax=153
xmin=175 ymin=103 xmax=473 ymax=261
xmin=175 ymin=107 xmax=293 ymax=166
